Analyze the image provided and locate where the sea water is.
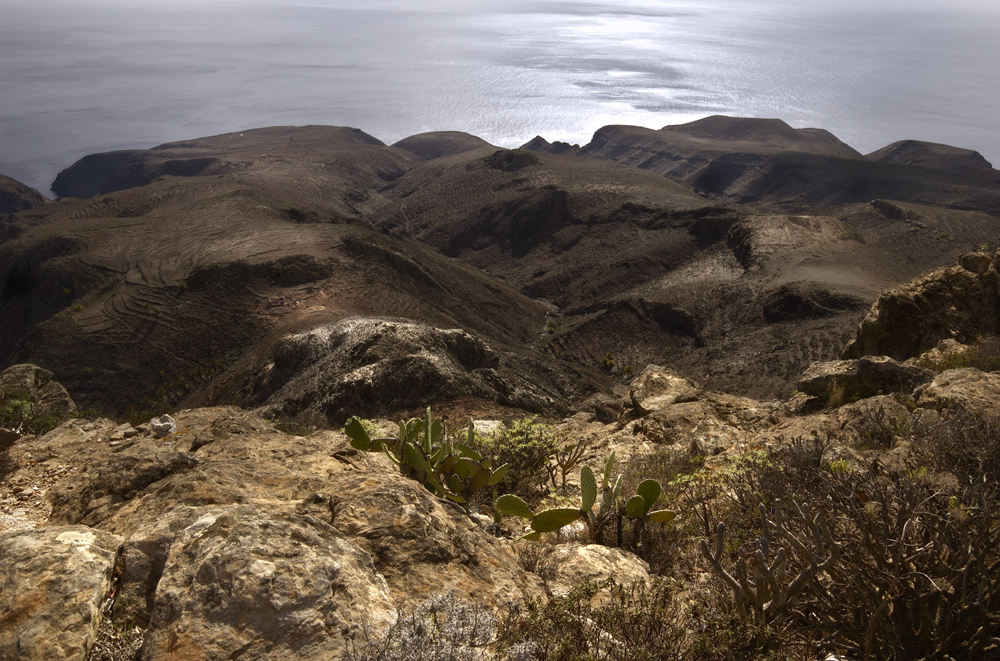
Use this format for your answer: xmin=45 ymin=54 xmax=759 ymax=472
xmin=1 ymin=0 xmax=998 ymax=195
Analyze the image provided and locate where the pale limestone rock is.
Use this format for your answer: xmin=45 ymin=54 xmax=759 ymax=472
xmin=141 ymin=504 xmax=394 ymax=661
xmin=149 ymin=414 xmax=176 ymax=439
xmin=917 ymin=368 xmax=1000 ymax=417
xmin=625 ymin=365 xmax=700 ymax=417
xmin=542 ymin=542 xmax=651 ymax=601
xmin=0 ymin=525 xmax=123 ymax=661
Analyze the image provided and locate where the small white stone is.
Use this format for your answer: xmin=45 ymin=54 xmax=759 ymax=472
xmin=150 ymin=415 xmax=177 ymax=439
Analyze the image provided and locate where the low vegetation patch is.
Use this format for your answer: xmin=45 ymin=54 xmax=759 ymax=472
xmin=342 ymin=403 xmax=1000 ymax=659
xmin=0 ymin=386 xmax=66 ymax=436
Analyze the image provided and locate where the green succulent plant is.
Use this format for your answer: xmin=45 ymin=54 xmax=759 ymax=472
xmin=495 ymin=451 xmax=675 ymax=543
xmin=345 ymin=407 xmax=508 ymax=508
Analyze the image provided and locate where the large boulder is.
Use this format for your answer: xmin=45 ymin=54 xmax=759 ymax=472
xmin=622 ymin=365 xmax=700 ymax=418
xmin=798 ymin=356 xmax=933 ymax=401
xmin=141 ymin=505 xmax=395 ymax=661
xmin=540 ymin=542 xmax=651 ymax=600
xmin=843 ymin=252 xmax=1000 ymax=361
xmin=0 ymin=526 xmax=124 ymax=660
xmin=916 ymin=368 xmax=1000 ymax=417
xmin=635 ymin=391 xmax=777 ymax=455
xmin=321 ymin=458 xmax=546 ymax=608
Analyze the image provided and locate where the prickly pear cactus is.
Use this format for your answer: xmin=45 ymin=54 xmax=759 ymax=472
xmin=345 ymin=409 xmax=507 ymax=508
xmin=492 ymin=451 xmax=676 ymax=544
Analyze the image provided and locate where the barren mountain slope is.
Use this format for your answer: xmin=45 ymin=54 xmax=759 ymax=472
xmin=0 ymin=175 xmax=47 ymax=214
xmin=50 ymin=125 xmax=420 ymax=201
xmin=526 ymin=116 xmax=1000 ymax=214
xmin=2 ymin=146 xmax=578 ymax=420
xmin=373 ymin=148 xmax=716 ymax=307
xmin=392 ymin=131 xmax=496 ymax=161
xmin=369 ymin=146 xmax=930 ymax=398
xmin=6 ymin=120 xmax=1000 ymax=417
xmin=867 ymin=139 xmax=998 ymax=179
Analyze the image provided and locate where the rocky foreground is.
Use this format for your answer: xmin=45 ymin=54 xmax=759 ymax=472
xmin=3 ymin=247 xmax=1000 ymax=659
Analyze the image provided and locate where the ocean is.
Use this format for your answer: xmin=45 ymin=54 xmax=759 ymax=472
xmin=2 ymin=0 xmax=999 ymax=196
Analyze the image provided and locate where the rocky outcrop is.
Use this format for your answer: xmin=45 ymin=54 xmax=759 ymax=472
xmin=635 ymin=392 xmax=778 ymax=455
xmin=843 ymin=251 xmax=1000 ymax=361
xmin=540 ymin=542 xmax=650 ymax=600
xmin=0 ymin=364 xmax=77 ymax=442
xmin=0 ymin=526 xmax=123 ymax=660
xmin=519 ymin=136 xmax=582 ymax=155
xmin=620 ymin=365 xmax=777 ymax=454
xmin=4 ymin=344 xmax=1000 ymax=658
xmin=622 ymin=365 xmax=701 ymax=418
xmin=797 ymin=356 xmax=933 ymax=400
xmin=1 ymin=406 xmax=548 ymax=658
xmin=916 ymin=368 xmax=1000 ymax=417
xmin=0 ymin=174 xmax=47 ymax=213
xmin=254 ymin=317 xmax=567 ymax=425
xmin=0 ymin=364 xmax=77 ymax=418
xmin=141 ymin=505 xmax=395 ymax=661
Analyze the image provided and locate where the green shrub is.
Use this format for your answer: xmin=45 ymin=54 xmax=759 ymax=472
xmin=912 ymin=410 xmax=1000 ymax=487
xmin=495 ymin=579 xmax=686 ymax=661
xmin=697 ymin=441 xmax=1000 ymax=660
xmin=0 ymin=387 xmax=65 ymax=436
xmin=474 ymin=418 xmax=559 ymax=505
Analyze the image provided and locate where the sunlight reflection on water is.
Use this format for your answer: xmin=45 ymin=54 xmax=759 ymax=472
xmin=0 ymin=0 xmax=998 ymax=194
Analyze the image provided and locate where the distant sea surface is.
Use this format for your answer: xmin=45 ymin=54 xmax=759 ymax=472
xmin=2 ymin=0 xmax=999 ymax=195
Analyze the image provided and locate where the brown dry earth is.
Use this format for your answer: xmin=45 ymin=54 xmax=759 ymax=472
xmin=1 ymin=116 xmax=1000 ymax=422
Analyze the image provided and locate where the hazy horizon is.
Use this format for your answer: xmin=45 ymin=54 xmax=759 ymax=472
xmin=2 ymin=0 xmax=999 ymax=195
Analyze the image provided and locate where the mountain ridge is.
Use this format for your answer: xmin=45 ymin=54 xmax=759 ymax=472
xmin=2 ymin=115 xmax=999 ymax=422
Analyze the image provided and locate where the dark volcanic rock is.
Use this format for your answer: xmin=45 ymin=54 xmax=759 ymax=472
xmin=0 ymin=174 xmax=47 ymax=213
xmin=254 ymin=317 xmax=568 ymax=424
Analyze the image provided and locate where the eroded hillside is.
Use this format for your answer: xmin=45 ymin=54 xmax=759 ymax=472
xmin=3 ymin=116 xmax=1000 ymax=421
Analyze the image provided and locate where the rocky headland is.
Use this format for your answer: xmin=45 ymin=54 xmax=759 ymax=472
xmin=3 ymin=116 xmax=1000 ymax=659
